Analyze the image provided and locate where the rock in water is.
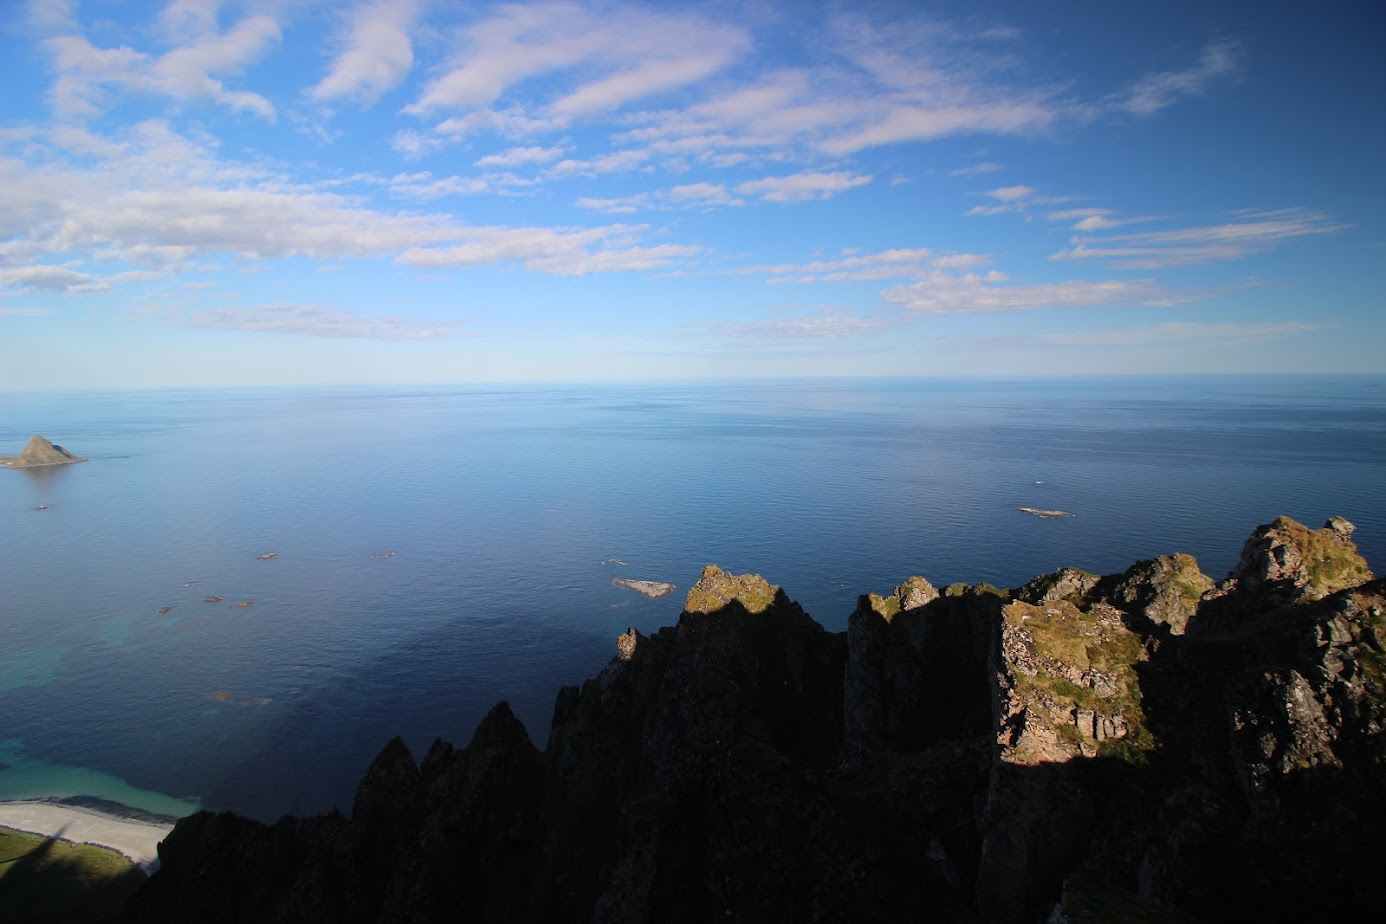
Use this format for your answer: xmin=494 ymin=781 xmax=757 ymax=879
xmin=611 ymin=578 xmax=675 ymax=598
xmin=1 ymin=435 xmax=87 ymax=468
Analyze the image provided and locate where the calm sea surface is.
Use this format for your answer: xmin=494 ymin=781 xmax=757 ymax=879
xmin=2 ymin=376 xmax=1383 ymax=820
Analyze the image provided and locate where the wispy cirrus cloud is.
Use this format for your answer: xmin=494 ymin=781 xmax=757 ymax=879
xmin=1052 ymin=208 xmax=1345 ymax=268
xmin=310 ymin=0 xmax=421 ymax=106
xmin=576 ymin=181 xmax=740 ymax=214
xmin=398 ymin=226 xmax=702 ymax=275
xmin=1110 ymin=39 xmax=1240 ymax=116
xmin=736 ymin=170 xmax=873 ymax=203
xmin=734 ymin=248 xmax=989 ymax=284
xmin=403 ymin=2 xmax=748 ymax=129
xmin=881 ymin=271 xmax=1187 ymax=314
xmin=1046 ymin=208 xmax=1161 ymax=232
xmin=384 ymin=170 xmax=535 ymax=199
xmin=950 ymin=161 xmax=1002 ymax=176
xmin=719 ymin=312 xmax=889 ymax=339
xmin=475 ymin=145 xmax=567 ymax=168
xmin=171 ymin=303 xmax=453 ymax=340
xmin=965 ymin=184 xmax=1070 ymax=216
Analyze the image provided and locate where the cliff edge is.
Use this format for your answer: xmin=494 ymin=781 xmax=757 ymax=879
xmin=118 ymin=517 xmax=1384 ymax=922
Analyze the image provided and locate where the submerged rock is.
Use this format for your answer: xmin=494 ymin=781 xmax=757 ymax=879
xmin=611 ymin=578 xmax=675 ymax=598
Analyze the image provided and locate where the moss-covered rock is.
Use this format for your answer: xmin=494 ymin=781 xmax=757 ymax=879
xmin=996 ymin=599 xmax=1152 ymax=764
xmin=1228 ymin=515 xmax=1373 ymax=601
xmin=1108 ymin=553 xmax=1214 ymax=635
xmin=683 ymin=565 xmax=779 ymax=614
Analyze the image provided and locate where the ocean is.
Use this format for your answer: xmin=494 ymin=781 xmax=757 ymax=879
xmin=2 ymin=376 xmax=1383 ymax=822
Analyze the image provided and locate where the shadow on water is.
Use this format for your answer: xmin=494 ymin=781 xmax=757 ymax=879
xmin=197 ymin=609 xmax=632 ymax=820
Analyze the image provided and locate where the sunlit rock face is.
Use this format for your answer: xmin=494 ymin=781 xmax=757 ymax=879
xmin=119 ymin=517 xmax=1385 ymax=924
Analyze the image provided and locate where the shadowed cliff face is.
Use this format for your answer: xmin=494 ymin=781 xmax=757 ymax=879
xmin=117 ymin=518 xmax=1385 ymax=923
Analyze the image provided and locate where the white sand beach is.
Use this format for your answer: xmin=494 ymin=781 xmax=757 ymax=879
xmin=0 ymin=800 xmax=176 ymax=869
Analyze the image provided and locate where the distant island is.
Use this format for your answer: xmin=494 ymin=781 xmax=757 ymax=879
xmin=0 ymin=435 xmax=87 ymax=468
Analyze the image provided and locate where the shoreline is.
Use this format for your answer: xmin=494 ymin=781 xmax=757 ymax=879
xmin=0 ymin=799 xmax=180 ymax=870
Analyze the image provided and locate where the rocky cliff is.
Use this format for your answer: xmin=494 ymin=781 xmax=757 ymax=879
xmin=117 ymin=518 xmax=1384 ymax=922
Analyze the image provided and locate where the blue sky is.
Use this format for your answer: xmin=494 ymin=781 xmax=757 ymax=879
xmin=1 ymin=0 xmax=1383 ymax=387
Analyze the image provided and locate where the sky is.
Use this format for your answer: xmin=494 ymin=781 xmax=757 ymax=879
xmin=1 ymin=0 xmax=1383 ymax=388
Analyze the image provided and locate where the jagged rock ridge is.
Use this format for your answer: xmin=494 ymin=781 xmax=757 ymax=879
xmin=119 ymin=517 xmax=1384 ymax=923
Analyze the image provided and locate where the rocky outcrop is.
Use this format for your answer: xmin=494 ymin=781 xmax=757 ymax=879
xmin=611 ymin=578 xmax=676 ymax=598
xmin=118 ymin=518 xmax=1385 ymax=923
xmin=1 ymin=435 xmax=87 ymax=468
xmin=1226 ymin=514 xmax=1374 ymax=601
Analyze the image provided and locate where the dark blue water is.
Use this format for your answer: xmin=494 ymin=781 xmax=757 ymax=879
xmin=2 ymin=376 xmax=1383 ymax=820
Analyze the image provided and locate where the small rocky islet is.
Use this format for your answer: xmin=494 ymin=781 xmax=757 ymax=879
xmin=0 ymin=435 xmax=87 ymax=468
xmin=611 ymin=578 xmax=675 ymax=598
xmin=117 ymin=515 xmax=1386 ymax=922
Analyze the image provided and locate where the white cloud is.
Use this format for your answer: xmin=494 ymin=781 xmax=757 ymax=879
xmin=173 ymin=303 xmax=452 ymax=340
xmin=2 ymin=122 xmax=700 ymax=279
xmin=668 ymin=183 xmax=736 ymax=207
xmin=575 ymin=181 xmax=740 ymax=214
xmin=1052 ymin=208 xmax=1344 ymax=268
xmin=1112 ymin=40 xmax=1240 ymax=116
xmin=573 ymin=194 xmax=651 ymax=214
xmin=736 ymin=170 xmax=872 ymax=203
xmin=986 ymin=184 xmax=1032 ymax=202
xmin=964 ymin=183 xmax=1070 ymax=216
xmin=881 ymin=271 xmax=1180 ymax=314
xmin=45 ymin=13 xmax=281 ymax=119
xmin=311 ymin=0 xmax=420 ymax=106
xmin=385 ymin=170 xmax=533 ymax=199
xmin=398 ymin=226 xmax=702 ymax=275
xmin=404 ymin=1 xmax=746 ymax=129
xmin=736 ymin=248 xmax=988 ymax=284
xmin=0 ymin=264 xmax=105 ymax=292
xmin=474 ymin=145 xmax=566 ymax=168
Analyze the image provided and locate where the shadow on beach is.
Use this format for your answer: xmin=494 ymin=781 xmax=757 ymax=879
xmin=0 ymin=824 xmax=146 ymax=923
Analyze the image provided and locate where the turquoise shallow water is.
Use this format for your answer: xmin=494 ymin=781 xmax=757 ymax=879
xmin=1 ymin=376 xmax=1383 ymax=820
